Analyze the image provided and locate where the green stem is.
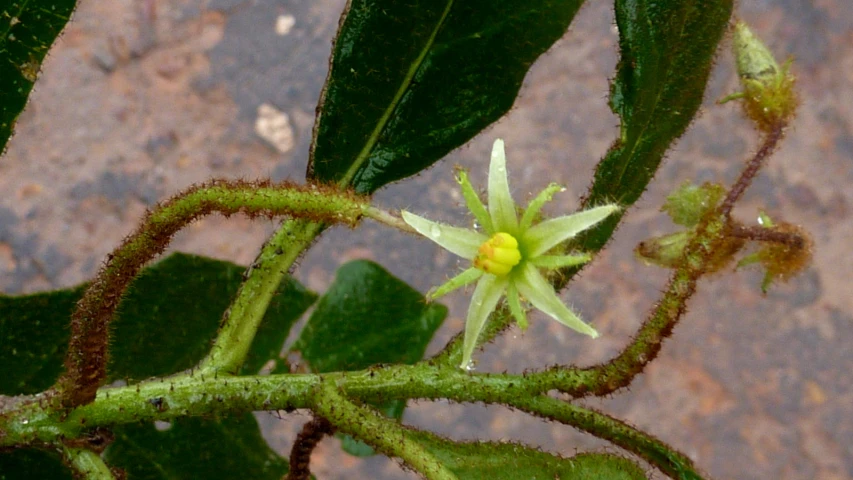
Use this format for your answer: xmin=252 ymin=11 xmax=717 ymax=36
xmin=57 ymin=180 xmax=369 ymax=407
xmin=198 ymin=218 xmax=323 ymax=375
xmin=514 ymin=396 xmax=706 ymax=480
xmin=313 ymin=381 xmax=458 ymax=480
xmin=61 ymin=446 xmax=116 ymax=480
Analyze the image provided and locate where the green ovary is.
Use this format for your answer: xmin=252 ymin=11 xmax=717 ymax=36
xmin=474 ymin=232 xmax=521 ymax=276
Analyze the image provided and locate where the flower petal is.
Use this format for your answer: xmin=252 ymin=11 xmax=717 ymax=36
xmin=520 ymin=183 xmax=562 ymax=231
xmin=487 ymin=139 xmax=519 ymax=233
xmin=514 ymin=264 xmax=599 ymax=338
xmin=505 ymin=281 xmax=528 ymax=330
xmin=522 ymin=204 xmax=619 ymax=257
xmin=528 ymin=253 xmax=592 ymax=269
xmin=457 ymin=169 xmax=495 ymax=235
xmin=429 ymin=267 xmax=484 ymax=300
xmin=402 ymin=211 xmax=487 ymax=259
xmin=460 ymin=274 xmax=509 ymax=369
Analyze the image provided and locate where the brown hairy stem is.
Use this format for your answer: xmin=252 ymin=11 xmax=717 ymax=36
xmin=729 ymin=223 xmax=804 ymax=248
xmin=286 ymin=416 xmax=336 ymax=480
xmin=55 ymin=179 xmax=367 ymax=408
xmin=719 ymin=124 xmax=785 ymax=217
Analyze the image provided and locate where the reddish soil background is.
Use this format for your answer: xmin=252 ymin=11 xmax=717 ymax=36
xmin=2 ymin=1 xmax=852 ymax=479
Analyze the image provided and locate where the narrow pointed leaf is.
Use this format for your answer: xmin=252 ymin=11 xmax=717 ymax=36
xmin=308 ymin=0 xmax=586 ymax=194
xmin=579 ymin=0 xmax=733 ymax=251
xmin=402 ymin=211 xmax=486 ymax=259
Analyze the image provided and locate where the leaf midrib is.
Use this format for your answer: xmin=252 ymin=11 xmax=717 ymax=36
xmin=613 ymin=3 xmax=691 ymax=192
xmin=338 ymin=0 xmax=456 ymax=189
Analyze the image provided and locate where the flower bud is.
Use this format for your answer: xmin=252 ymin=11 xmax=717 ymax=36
xmin=723 ymin=21 xmax=798 ymax=131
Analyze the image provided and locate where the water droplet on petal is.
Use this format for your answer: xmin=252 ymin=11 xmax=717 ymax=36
xmin=429 ymin=224 xmax=442 ymax=238
xmin=496 ymin=166 xmax=506 ymax=174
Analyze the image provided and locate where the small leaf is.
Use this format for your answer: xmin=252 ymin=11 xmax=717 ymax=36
xmin=293 ymin=260 xmax=446 ymax=456
xmin=580 ymin=0 xmax=733 ymax=251
xmin=308 ymin=0 xmax=586 ymax=194
xmin=661 ymin=182 xmax=726 ymax=227
xmin=294 ymin=260 xmax=446 ymax=372
xmin=104 ymin=414 xmax=289 ymax=480
xmin=0 ymin=286 xmax=83 ymax=394
xmin=0 ymin=0 xmax=76 ymax=155
xmin=107 ymin=253 xmax=316 ymax=379
xmin=0 ymin=253 xmax=316 ymax=394
xmin=406 ymin=429 xmax=648 ymax=480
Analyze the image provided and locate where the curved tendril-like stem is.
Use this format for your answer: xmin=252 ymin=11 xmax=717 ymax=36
xmin=286 ymin=416 xmax=336 ymax=480
xmin=312 ymin=382 xmax=458 ymax=480
xmin=55 ymin=179 xmax=370 ymax=408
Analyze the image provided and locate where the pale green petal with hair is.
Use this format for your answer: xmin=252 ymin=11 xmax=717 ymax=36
xmin=487 ymin=139 xmax=518 ymax=233
xmin=429 ymin=267 xmax=483 ymax=300
xmin=522 ymin=204 xmax=619 ymax=257
xmin=515 ymin=263 xmax=598 ymax=338
xmin=402 ymin=211 xmax=487 ymax=259
xmin=460 ymin=274 xmax=509 ymax=369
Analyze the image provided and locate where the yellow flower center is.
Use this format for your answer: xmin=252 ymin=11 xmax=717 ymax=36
xmin=473 ymin=232 xmax=521 ymax=276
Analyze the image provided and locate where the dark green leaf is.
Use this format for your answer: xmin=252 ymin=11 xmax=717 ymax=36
xmin=0 ymin=448 xmax=72 ymax=480
xmin=0 ymin=286 xmax=82 ymax=394
xmin=0 ymin=253 xmax=316 ymax=394
xmin=293 ymin=260 xmax=445 ymax=457
xmin=108 ymin=253 xmax=316 ymax=380
xmin=407 ymin=429 xmax=648 ymax=480
xmin=308 ymin=0 xmax=585 ymax=194
xmin=580 ymin=0 xmax=733 ymax=251
xmin=104 ymin=414 xmax=288 ymax=480
xmin=294 ymin=259 xmax=446 ymax=372
xmin=0 ymin=0 xmax=76 ymax=155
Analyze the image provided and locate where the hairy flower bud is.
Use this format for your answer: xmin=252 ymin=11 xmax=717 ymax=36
xmin=721 ymin=21 xmax=798 ymax=131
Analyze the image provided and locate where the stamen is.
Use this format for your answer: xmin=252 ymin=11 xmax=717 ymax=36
xmin=474 ymin=232 xmax=521 ymax=276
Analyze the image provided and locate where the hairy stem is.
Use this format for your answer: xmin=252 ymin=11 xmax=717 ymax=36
xmin=198 ymin=218 xmax=322 ymax=376
xmin=515 ymin=396 xmax=705 ymax=480
xmin=729 ymin=223 xmax=804 ymax=247
xmin=719 ymin=124 xmax=785 ymax=216
xmin=56 ymin=180 xmax=369 ymax=407
xmin=286 ymin=416 xmax=336 ymax=480
xmin=313 ymin=381 xmax=457 ymax=480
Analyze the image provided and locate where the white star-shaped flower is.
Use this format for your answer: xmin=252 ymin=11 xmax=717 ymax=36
xmin=402 ymin=139 xmax=619 ymax=369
